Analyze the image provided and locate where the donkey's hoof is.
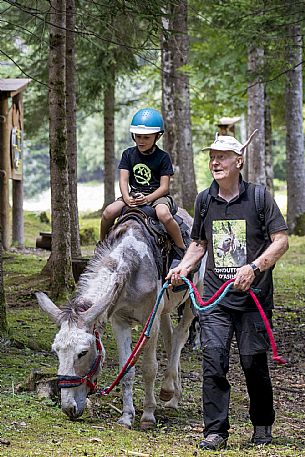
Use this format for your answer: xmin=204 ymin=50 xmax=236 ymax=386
xmin=117 ymin=416 xmax=133 ymax=429
xmin=159 ymin=388 xmax=174 ymax=402
xmin=140 ymin=420 xmax=155 ymax=431
xmin=164 ymin=398 xmax=179 ymax=409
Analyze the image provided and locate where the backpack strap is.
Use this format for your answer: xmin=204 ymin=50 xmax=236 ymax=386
xmin=254 ymin=184 xmax=269 ymax=241
xmin=200 ymin=188 xmax=212 ymax=220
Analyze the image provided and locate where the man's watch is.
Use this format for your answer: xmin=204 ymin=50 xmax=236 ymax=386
xmin=250 ymin=262 xmax=261 ymax=277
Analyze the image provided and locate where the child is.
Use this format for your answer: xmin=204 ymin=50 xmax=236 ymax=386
xmin=100 ymin=108 xmax=185 ymax=258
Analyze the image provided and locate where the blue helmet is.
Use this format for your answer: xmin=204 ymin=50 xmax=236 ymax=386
xmin=130 ymin=108 xmax=164 ymax=134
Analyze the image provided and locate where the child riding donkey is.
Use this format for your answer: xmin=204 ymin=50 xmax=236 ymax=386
xmin=100 ymin=108 xmax=186 ymax=265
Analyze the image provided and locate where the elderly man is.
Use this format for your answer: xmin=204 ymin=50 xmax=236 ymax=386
xmin=166 ymin=132 xmax=289 ymax=451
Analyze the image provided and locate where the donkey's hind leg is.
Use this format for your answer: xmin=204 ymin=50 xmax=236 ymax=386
xmin=160 ymin=298 xmax=194 ymax=408
xmin=111 ymin=316 xmax=136 ymax=428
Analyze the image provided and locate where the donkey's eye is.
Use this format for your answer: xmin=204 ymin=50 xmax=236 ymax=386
xmin=78 ymin=350 xmax=88 ymax=359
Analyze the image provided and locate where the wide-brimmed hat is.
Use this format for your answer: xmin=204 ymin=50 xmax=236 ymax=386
xmin=202 ymin=129 xmax=258 ymax=155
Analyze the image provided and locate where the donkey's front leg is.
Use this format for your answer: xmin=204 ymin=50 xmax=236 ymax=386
xmin=140 ymin=327 xmax=159 ymax=430
xmin=111 ymin=317 xmax=135 ymax=428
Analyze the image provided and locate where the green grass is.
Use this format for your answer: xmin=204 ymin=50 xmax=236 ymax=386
xmin=24 ymin=212 xmax=52 ymax=247
xmin=23 ymin=210 xmax=100 ymax=249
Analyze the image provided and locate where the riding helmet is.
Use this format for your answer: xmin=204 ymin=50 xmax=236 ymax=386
xmin=130 ymin=108 xmax=164 ymax=134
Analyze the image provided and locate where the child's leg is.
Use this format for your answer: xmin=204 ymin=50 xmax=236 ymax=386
xmin=100 ymin=200 xmax=126 ymax=240
xmin=155 ymin=204 xmax=185 ymax=250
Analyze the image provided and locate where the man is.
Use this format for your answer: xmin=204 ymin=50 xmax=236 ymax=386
xmin=166 ymin=132 xmax=289 ymax=450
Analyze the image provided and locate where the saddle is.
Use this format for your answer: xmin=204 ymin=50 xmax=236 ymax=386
xmin=113 ymin=205 xmax=192 ymax=281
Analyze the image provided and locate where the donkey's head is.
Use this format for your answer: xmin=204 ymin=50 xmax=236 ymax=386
xmin=36 ymin=292 xmax=105 ymax=420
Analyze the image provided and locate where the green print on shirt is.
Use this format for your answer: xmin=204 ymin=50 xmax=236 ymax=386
xmin=133 ymin=163 xmax=151 ymax=186
xmin=213 ymin=220 xmax=247 ymax=270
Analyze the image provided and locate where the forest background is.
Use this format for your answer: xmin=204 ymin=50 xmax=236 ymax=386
xmin=0 ymin=0 xmax=303 ymax=198
xmin=0 ymin=0 xmax=305 ymax=297
xmin=0 ymin=2 xmax=305 ymax=455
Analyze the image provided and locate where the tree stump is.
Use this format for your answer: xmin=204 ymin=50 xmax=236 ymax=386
xmin=72 ymin=257 xmax=90 ymax=282
xmin=35 ymin=232 xmax=52 ymax=250
xmin=16 ymin=369 xmax=59 ymax=401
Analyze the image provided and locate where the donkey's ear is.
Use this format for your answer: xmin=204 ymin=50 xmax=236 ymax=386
xmin=35 ymin=292 xmax=62 ymax=325
xmin=81 ymin=302 xmax=105 ymax=327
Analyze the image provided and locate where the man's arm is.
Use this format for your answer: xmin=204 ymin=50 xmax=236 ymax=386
xmin=234 ymin=230 xmax=289 ymax=291
xmin=166 ymin=240 xmax=207 ymax=285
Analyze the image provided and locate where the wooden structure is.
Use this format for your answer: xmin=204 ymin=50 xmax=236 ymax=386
xmin=217 ymin=116 xmax=241 ymax=136
xmin=0 ymin=78 xmax=31 ymax=250
xmin=36 ymin=232 xmax=52 ymax=251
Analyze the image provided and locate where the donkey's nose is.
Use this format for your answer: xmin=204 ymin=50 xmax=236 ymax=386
xmin=61 ymin=400 xmax=82 ymax=420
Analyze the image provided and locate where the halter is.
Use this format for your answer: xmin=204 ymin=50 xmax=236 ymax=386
xmin=57 ymin=330 xmax=105 ymax=393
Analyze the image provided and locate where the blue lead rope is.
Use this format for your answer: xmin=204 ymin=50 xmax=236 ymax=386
xmin=145 ymin=276 xmax=231 ymax=337
xmin=180 ymin=276 xmax=234 ymax=312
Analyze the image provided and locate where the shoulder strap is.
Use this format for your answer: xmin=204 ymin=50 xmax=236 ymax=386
xmin=200 ymin=188 xmax=212 ymax=220
xmin=254 ymin=184 xmax=269 ymax=241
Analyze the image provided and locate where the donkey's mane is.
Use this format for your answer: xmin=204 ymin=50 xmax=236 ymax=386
xmin=61 ymin=220 xmax=151 ymax=321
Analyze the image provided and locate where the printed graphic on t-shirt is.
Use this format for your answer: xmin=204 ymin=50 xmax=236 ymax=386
xmin=133 ymin=163 xmax=151 ymax=186
xmin=213 ymin=220 xmax=247 ymax=279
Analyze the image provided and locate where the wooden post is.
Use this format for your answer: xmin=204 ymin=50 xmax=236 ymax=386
xmin=12 ymin=93 xmax=24 ymax=247
xmin=0 ymin=94 xmax=10 ymax=250
xmin=12 ymin=180 xmax=24 ymax=247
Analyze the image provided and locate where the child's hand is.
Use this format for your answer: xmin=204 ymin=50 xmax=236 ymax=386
xmin=134 ymin=193 xmax=147 ymax=205
xmin=125 ymin=195 xmax=136 ymax=206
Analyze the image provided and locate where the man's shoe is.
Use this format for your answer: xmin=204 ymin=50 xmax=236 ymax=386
xmin=199 ymin=434 xmax=227 ymax=450
xmin=251 ymin=425 xmax=272 ymax=445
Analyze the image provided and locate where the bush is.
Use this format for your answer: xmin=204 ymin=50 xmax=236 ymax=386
xmin=79 ymin=227 xmax=97 ymax=246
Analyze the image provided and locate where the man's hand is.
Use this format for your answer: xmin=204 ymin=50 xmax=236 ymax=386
xmin=233 ymin=264 xmax=255 ymax=291
xmin=166 ymin=240 xmax=207 ymax=288
xmin=165 ymin=265 xmax=189 ymax=288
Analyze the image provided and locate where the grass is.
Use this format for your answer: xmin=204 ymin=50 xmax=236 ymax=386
xmin=0 ymin=212 xmax=305 ymax=456
xmin=22 ymin=210 xmax=100 ymax=248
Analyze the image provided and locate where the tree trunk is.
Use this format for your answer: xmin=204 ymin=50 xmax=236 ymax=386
xmin=66 ymin=0 xmax=81 ymax=258
xmin=240 ymin=113 xmax=248 ymax=181
xmin=172 ymin=0 xmax=197 ymax=211
xmin=0 ymin=199 xmax=7 ymax=335
xmin=285 ymin=24 xmax=305 ymax=235
xmin=264 ymin=89 xmax=274 ymax=196
xmin=247 ymin=47 xmax=266 ymax=185
xmin=103 ymin=71 xmax=116 ymax=210
xmin=48 ymin=0 xmax=74 ymax=298
xmin=161 ymin=8 xmax=182 ymax=206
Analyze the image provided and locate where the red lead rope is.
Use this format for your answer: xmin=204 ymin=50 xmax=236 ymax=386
xmin=97 ymin=278 xmax=286 ymax=397
xmin=188 ymin=277 xmax=286 ymax=365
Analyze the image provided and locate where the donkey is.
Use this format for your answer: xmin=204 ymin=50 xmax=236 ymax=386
xmin=216 ymin=221 xmax=246 ymax=267
xmin=36 ymin=208 xmax=205 ymax=429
